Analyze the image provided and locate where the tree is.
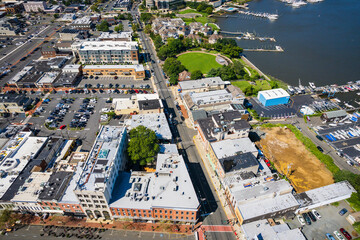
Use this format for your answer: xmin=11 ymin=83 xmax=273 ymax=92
xmin=144 ymin=24 xmax=152 ymax=34
xmin=269 ymin=80 xmax=279 ymax=89
xmin=53 ymin=13 xmax=59 ymax=19
xmin=0 ymin=209 xmax=11 ymax=223
xmin=204 ymin=7 xmax=213 ymax=14
xmin=163 ymin=58 xmax=186 ymax=78
xmin=90 ymin=4 xmax=100 ymax=12
xmin=114 ymin=23 xmax=123 ymax=32
xmin=128 ymin=126 xmax=160 ymax=166
xmin=96 ymin=20 xmax=109 ymax=32
xmin=191 ymin=70 xmax=203 ymax=80
xmin=140 ymin=13 xmax=153 ymax=23
xmin=132 ymin=23 xmax=139 ymax=32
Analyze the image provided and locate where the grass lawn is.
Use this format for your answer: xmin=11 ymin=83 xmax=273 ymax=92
xmin=232 ymin=80 xmax=271 ymax=93
xmin=178 ymin=52 xmax=221 ymax=74
xmin=182 ymin=16 xmax=212 ymax=25
xmin=208 ymin=23 xmax=219 ymax=31
xmin=179 ymin=9 xmax=208 ymax=17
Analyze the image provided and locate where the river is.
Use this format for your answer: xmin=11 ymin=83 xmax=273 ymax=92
xmin=214 ymin=0 xmax=360 ymax=87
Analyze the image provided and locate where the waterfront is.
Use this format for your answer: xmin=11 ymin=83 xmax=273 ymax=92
xmin=215 ymin=0 xmax=360 ymax=86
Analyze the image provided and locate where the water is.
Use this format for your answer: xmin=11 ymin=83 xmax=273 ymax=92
xmin=215 ymin=0 xmax=360 ymax=87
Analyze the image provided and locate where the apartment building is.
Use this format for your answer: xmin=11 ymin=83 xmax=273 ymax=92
xmin=82 ymin=64 xmax=145 ymax=79
xmin=72 ymin=40 xmax=139 ymax=64
xmin=74 ymin=126 xmax=127 ymax=220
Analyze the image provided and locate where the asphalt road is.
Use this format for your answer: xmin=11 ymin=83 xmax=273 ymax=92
xmin=133 ymin=8 xmax=236 ymax=240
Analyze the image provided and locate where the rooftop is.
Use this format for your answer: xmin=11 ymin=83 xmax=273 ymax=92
xmin=76 ymin=126 xmax=126 ymax=192
xmin=11 ymin=172 xmax=51 ymax=203
xmin=296 ymin=181 xmax=356 ymax=208
xmin=99 ymin=31 xmax=132 ymax=40
xmin=38 ymin=171 xmax=73 ymax=201
xmin=186 ymin=89 xmax=233 ymax=107
xmin=83 ymin=64 xmax=144 ymax=71
xmin=138 ymin=99 xmax=162 ymax=111
xmin=72 ymin=16 xmax=91 ymax=25
xmin=242 ymin=219 xmax=306 ymax=240
xmin=178 ymin=77 xmax=229 ymax=91
xmin=159 ymin=144 xmax=178 ymax=154
xmin=109 ymin=153 xmax=199 ymax=211
xmin=322 ymin=110 xmax=348 ymax=119
xmin=258 ymin=88 xmax=290 ymax=100
xmin=126 ymin=113 xmax=172 ymax=140
xmin=59 ymin=163 xmax=83 ymax=204
xmin=237 ymin=193 xmax=299 ymax=221
xmin=78 ymin=40 xmax=138 ymax=51
xmin=8 ymin=66 xmax=33 ymax=84
xmin=36 ymin=71 xmax=60 ymax=85
xmin=210 ymin=138 xmax=258 ymax=159
xmin=220 ymin=152 xmax=259 ymax=174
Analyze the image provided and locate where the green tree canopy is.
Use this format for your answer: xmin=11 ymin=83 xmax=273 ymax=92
xmin=191 ymin=70 xmax=203 ymax=80
xmin=140 ymin=13 xmax=153 ymax=23
xmin=128 ymin=126 xmax=160 ymax=166
xmin=114 ymin=23 xmax=123 ymax=32
xmin=163 ymin=57 xmax=186 ymax=78
xmin=96 ymin=20 xmax=109 ymax=32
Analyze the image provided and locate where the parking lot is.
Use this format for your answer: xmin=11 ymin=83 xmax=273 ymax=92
xmin=286 ymin=201 xmax=358 ymax=240
xmin=77 ymin=76 xmax=151 ymax=89
xmin=314 ymin=122 xmax=360 ymax=163
xmin=28 ymin=92 xmax=129 ymax=151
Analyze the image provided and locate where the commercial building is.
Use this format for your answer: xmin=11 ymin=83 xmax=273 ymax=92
xmin=99 ymin=32 xmax=132 ymax=42
xmin=109 ymin=153 xmax=199 ymax=223
xmin=0 ymin=19 xmax=20 ymax=36
xmin=257 ymin=88 xmax=290 ymax=107
xmin=197 ymin=111 xmax=251 ymax=146
xmin=0 ymin=94 xmax=34 ymax=115
xmin=125 ymin=113 xmax=172 ymax=141
xmin=295 ymin=181 xmax=356 ymax=213
xmin=113 ymin=94 xmax=163 ymax=115
xmin=113 ymin=0 xmax=131 ymax=12
xmin=82 ymin=65 xmax=145 ymax=79
xmin=225 ymin=179 xmax=299 ymax=224
xmin=35 ymin=72 xmax=60 ymax=88
xmin=321 ymin=109 xmax=348 ymax=122
xmin=70 ymin=16 xmax=94 ymax=30
xmin=178 ymin=77 xmax=230 ymax=94
xmin=241 ymin=219 xmax=306 ymax=240
xmin=208 ymin=138 xmax=258 ymax=179
xmin=74 ymin=126 xmax=127 ymax=220
xmin=23 ymin=1 xmax=47 ymax=12
xmin=72 ymin=40 xmax=139 ymax=64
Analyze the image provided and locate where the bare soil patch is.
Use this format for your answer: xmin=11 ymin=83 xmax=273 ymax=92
xmin=259 ymin=127 xmax=334 ymax=193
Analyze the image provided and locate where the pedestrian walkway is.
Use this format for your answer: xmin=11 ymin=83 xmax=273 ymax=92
xmin=193 ymin=135 xmax=244 ymax=240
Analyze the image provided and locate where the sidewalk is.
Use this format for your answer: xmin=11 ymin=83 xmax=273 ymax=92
xmin=193 ymin=135 xmax=244 ymax=240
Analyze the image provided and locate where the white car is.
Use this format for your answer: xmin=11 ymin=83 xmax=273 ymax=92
xmin=312 ymin=209 xmax=321 ymax=219
xmin=101 ymin=108 xmax=110 ymax=113
xmin=297 ymin=215 xmax=305 ymax=226
xmin=333 ymin=230 xmax=345 ymax=240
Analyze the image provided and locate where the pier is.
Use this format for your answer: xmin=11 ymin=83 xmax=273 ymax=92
xmin=243 ymin=46 xmax=284 ymax=52
xmin=238 ymin=10 xmax=279 ymax=20
xmin=220 ymin=31 xmax=277 ymax=42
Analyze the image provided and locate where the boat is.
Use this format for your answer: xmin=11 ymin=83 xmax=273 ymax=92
xmin=309 ymin=82 xmax=316 ymax=89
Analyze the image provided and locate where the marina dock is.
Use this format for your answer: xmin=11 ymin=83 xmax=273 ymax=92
xmin=243 ymin=46 xmax=284 ymax=52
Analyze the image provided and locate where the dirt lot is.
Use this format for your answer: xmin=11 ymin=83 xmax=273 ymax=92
xmin=259 ymin=127 xmax=334 ymax=192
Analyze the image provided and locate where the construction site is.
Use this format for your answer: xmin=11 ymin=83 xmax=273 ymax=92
xmin=259 ymin=127 xmax=334 ymax=193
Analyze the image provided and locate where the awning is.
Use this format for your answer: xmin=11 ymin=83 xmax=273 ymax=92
xmin=109 ymin=72 xmax=116 ymax=75
xmin=95 ymin=72 xmax=102 ymax=75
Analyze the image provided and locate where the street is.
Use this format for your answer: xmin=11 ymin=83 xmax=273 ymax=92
xmin=132 ymin=6 xmax=236 ymax=240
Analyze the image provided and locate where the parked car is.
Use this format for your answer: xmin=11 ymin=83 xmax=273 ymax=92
xmin=334 ymin=231 xmax=345 ymax=240
xmin=307 ymin=211 xmax=317 ymax=222
xmin=312 ymin=209 xmax=321 ymax=219
xmin=340 ymin=228 xmax=352 ymax=240
xmin=302 ymin=213 xmax=311 ymax=225
xmin=297 ymin=215 xmax=305 ymax=226
xmin=339 ymin=208 xmax=348 ymax=216
xmin=326 ymin=233 xmax=337 ymax=240
xmin=317 ymin=146 xmax=324 ymax=152
xmin=59 ymin=125 xmax=66 ymax=130
xmin=316 ymin=135 xmax=323 ymax=141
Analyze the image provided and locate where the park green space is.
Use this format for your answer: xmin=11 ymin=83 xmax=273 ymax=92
xmin=232 ymin=80 xmax=271 ymax=92
xmin=177 ymin=52 xmax=221 ymax=73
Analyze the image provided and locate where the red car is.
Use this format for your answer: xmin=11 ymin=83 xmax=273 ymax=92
xmin=340 ymin=228 xmax=352 ymax=240
xmin=266 ymin=162 xmax=271 ymax=167
xmin=264 ymin=159 xmax=270 ymax=163
xmin=59 ymin=125 xmax=66 ymax=130
xmin=135 ymin=89 xmax=139 ymax=93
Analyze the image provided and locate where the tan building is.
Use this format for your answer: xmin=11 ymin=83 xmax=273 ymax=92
xmin=0 ymin=94 xmax=33 ymax=116
xmin=113 ymin=94 xmax=163 ymax=115
xmin=82 ymin=65 xmax=145 ymax=80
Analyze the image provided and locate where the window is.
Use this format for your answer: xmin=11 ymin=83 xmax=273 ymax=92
xmin=159 ymin=210 xmax=162 ymax=213
xmin=86 ymin=200 xmax=91 ymax=203
xmin=155 ymin=210 xmax=157 ymax=213
xmin=84 ymin=195 xmax=89 ymax=198
xmin=94 ymin=200 xmax=99 ymax=203
xmin=91 ymin=195 xmax=96 ymax=198
xmin=88 ymin=205 xmax=93 ymax=208
xmin=192 ymin=212 xmax=195 ymax=215
xmin=100 ymin=200 xmax=105 ymax=203
xmin=80 ymin=199 xmax=84 ymax=202
xmin=155 ymin=215 xmax=158 ymax=218
xmin=165 ymin=210 xmax=167 ymax=214
xmin=95 ymin=205 xmax=100 ymax=208
xmin=102 ymin=205 xmax=107 ymax=208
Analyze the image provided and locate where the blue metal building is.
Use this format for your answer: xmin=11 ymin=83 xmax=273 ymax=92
xmin=257 ymin=88 xmax=290 ymax=107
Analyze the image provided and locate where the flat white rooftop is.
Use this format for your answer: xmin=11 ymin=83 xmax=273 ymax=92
xmin=59 ymin=162 xmax=83 ymax=204
xmin=179 ymin=77 xmax=229 ymax=91
xmin=302 ymin=181 xmax=356 ymax=205
xmin=238 ymin=193 xmax=299 ymax=221
xmin=110 ymin=153 xmax=199 ymax=211
xmin=83 ymin=64 xmax=144 ymax=72
xmin=189 ymin=89 xmax=232 ymax=106
xmin=242 ymin=219 xmax=306 ymax=240
xmin=78 ymin=40 xmax=138 ymax=51
xmin=126 ymin=113 xmax=172 ymax=140
xmin=99 ymin=32 xmax=132 ymax=40
xmin=113 ymin=97 xmax=137 ymax=111
xmin=258 ymin=88 xmax=290 ymax=100
xmin=136 ymin=93 xmax=159 ymax=101
xmin=72 ymin=16 xmax=91 ymax=25
xmin=210 ymin=138 xmax=258 ymax=159
xmin=12 ymin=172 xmax=51 ymax=203
xmin=76 ymin=126 xmax=126 ymax=192
xmin=36 ymin=72 xmax=60 ymax=85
